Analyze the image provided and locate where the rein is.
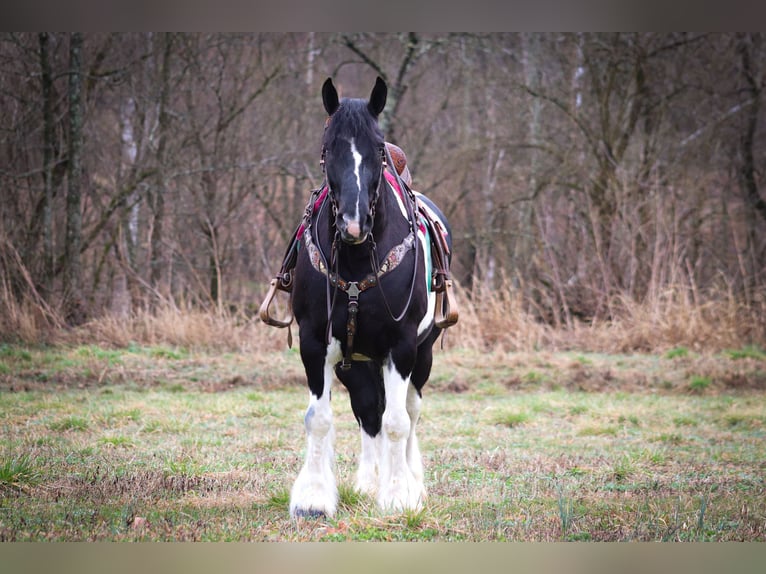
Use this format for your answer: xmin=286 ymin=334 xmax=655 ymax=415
xmin=307 ymin=146 xmax=421 ymax=369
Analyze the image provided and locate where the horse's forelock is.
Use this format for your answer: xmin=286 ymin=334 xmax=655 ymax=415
xmin=324 ymin=98 xmax=383 ymax=151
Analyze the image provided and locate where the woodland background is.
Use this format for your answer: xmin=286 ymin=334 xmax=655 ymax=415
xmin=1 ymin=32 xmax=765 ymax=350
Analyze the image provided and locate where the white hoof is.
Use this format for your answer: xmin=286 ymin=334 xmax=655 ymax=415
xmin=355 ymin=468 xmax=379 ymax=498
xmin=289 ymin=472 xmax=338 ymax=519
xmin=377 ymin=473 xmax=426 ymax=513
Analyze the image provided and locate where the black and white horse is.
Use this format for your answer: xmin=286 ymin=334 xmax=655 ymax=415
xmin=289 ymin=77 xmax=452 ymax=518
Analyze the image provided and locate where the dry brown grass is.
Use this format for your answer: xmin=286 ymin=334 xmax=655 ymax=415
xmin=0 ymin=292 xmax=57 ymax=344
xmin=0 ymin=237 xmax=64 ymax=344
xmin=2 ymin=257 xmax=764 ymax=354
xmin=447 ymin=279 xmax=766 ymax=354
xmin=444 ymin=280 xmax=550 ymax=352
xmin=65 ymin=305 xmax=288 ymax=353
xmin=578 ymin=288 xmax=764 ymax=353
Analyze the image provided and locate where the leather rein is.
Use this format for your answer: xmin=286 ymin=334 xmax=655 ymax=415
xmin=306 ymin=144 xmax=421 ymax=369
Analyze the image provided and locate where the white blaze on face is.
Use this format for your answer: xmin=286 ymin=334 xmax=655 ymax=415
xmin=350 ymin=138 xmax=363 ymax=194
xmin=344 ymin=138 xmax=363 ymax=239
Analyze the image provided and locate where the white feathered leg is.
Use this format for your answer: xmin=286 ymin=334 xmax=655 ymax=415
xmin=290 ymin=340 xmax=340 ymax=518
xmin=377 ymin=356 xmax=425 ymax=512
xmin=406 ymin=382 xmax=425 ymax=491
xmin=355 ymin=428 xmax=381 ymax=497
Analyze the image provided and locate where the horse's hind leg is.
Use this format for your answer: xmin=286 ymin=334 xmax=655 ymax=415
xmin=290 ymin=338 xmax=341 ymax=519
xmin=378 ymin=345 xmax=426 ymax=513
xmin=405 ymin=382 xmax=424 ymax=486
xmin=407 ymin=337 xmax=436 ymax=486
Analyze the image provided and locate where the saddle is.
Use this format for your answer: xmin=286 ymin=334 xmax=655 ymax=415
xmin=385 ymin=142 xmax=412 ymax=188
xmin=259 ymin=142 xmax=458 ymax=332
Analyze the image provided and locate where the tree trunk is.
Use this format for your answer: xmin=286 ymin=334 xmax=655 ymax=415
xmin=737 ymin=34 xmax=766 ymax=224
xmin=519 ymin=32 xmax=543 ymax=283
xmin=38 ymin=32 xmax=55 ymax=294
xmin=735 ymin=33 xmax=766 ymax=295
xmin=64 ymin=32 xmax=85 ymax=324
xmin=150 ymin=32 xmax=173 ymax=300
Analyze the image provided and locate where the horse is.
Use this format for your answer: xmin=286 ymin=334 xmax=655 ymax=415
xmin=284 ymin=77 xmax=454 ymax=518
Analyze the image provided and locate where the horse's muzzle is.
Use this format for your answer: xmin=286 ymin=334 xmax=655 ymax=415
xmin=338 ymin=214 xmax=370 ymax=245
xmin=339 ymin=230 xmax=369 ymax=245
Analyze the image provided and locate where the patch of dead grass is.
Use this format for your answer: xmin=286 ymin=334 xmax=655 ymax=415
xmin=445 ymin=279 xmax=765 ymax=355
xmin=62 ymin=306 xmax=286 ymax=354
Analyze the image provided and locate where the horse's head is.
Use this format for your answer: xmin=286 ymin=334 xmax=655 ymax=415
xmin=321 ymin=77 xmax=387 ymax=245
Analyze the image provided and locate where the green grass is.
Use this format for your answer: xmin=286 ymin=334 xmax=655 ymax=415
xmin=688 ymin=376 xmax=712 ymax=393
xmin=673 ymin=415 xmax=698 ymax=427
xmin=75 ymin=345 xmax=125 ymax=365
xmin=0 ymin=344 xmax=33 ymax=361
xmin=493 ymin=411 xmax=530 ymax=428
xmin=578 ymin=425 xmax=618 ymax=436
xmin=726 ymin=345 xmax=766 ymax=361
xmin=0 ymin=344 xmax=764 ymax=541
xmin=164 ymin=455 xmax=209 ymax=476
xmin=49 ymin=416 xmax=89 ymax=432
xmin=611 ymin=455 xmax=636 ymax=482
xmin=126 ymin=343 xmax=190 ymax=360
xmin=665 ymin=347 xmax=689 ymax=359
xmin=0 ymin=454 xmax=40 ymax=491
xmin=99 ymin=436 xmax=135 ymax=448
xmin=720 ymin=413 xmax=764 ymax=430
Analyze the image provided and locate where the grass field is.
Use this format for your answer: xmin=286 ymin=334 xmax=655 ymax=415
xmin=1 ymin=341 xmax=764 ymax=541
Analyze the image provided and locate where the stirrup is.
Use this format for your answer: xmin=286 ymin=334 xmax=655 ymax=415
xmin=434 ymin=278 xmax=458 ymax=329
xmin=259 ymin=275 xmax=294 ymax=328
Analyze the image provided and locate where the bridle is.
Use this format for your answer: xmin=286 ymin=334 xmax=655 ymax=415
xmin=320 ymin=143 xmax=386 ymax=235
xmin=308 ymin=140 xmax=421 ymax=369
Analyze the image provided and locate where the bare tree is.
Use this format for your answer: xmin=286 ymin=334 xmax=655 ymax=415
xmin=149 ymin=32 xmax=173 ymax=299
xmin=64 ymin=32 xmax=84 ymax=323
xmin=1 ymin=32 xmax=764 ymax=335
xmin=38 ymin=32 xmax=57 ymax=293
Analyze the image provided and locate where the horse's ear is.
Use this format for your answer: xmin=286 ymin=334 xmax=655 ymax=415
xmin=322 ymin=78 xmax=339 ymax=116
xmin=368 ymin=76 xmax=387 ymax=117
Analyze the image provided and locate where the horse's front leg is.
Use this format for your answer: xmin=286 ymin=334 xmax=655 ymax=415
xmin=290 ymin=338 xmax=341 ymax=518
xmin=377 ymin=346 xmax=427 ymax=512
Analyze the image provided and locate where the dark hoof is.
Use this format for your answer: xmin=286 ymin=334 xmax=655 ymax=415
xmin=293 ymin=508 xmax=326 ymax=519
